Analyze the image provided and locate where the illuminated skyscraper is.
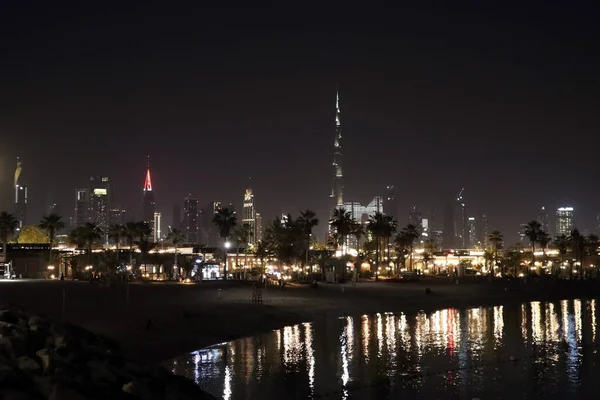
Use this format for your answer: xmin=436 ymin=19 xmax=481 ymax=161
xmin=408 ymin=205 xmax=423 ymax=231
xmin=443 ymin=202 xmax=455 ymax=249
xmin=14 ymin=157 xmax=27 ymax=229
xmin=468 ymin=217 xmax=478 ymax=248
xmin=384 ymin=185 xmax=399 ymax=221
xmin=255 ymin=212 xmax=263 ymax=242
xmin=183 ymin=195 xmax=199 ymax=244
xmin=329 ymin=85 xmax=343 ymax=216
xmin=200 ymin=201 xmax=222 ymax=246
xmin=556 ymin=207 xmax=574 ymax=236
xmin=455 ymin=188 xmax=468 ymax=248
xmin=75 ymin=189 xmax=88 ymax=227
xmin=87 ymin=176 xmax=111 ymax=239
xmin=242 ymin=189 xmax=256 ymax=245
xmin=153 ymin=212 xmax=162 ymax=242
xmin=142 ymin=159 xmax=156 ymax=238
xmin=538 ymin=206 xmax=549 ymax=234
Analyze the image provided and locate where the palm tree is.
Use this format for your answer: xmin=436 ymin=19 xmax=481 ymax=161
xmin=232 ymin=223 xmax=251 ymax=275
xmin=39 ymin=213 xmax=65 ymax=266
xmin=537 ymin=231 xmax=551 ymax=273
xmin=422 ymin=252 xmax=434 ymax=273
xmin=212 ymin=208 xmax=237 ymax=280
xmin=0 ymin=212 xmax=19 ymax=256
xmin=400 ymin=224 xmax=420 ymax=272
xmin=569 ymin=229 xmax=586 ymax=279
xmin=553 ymin=234 xmax=569 ymax=277
xmin=523 ymin=220 xmax=542 ymax=275
xmin=108 ymin=224 xmax=126 ymax=266
xmin=350 ymin=221 xmax=365 ymax=253
xmin=331 ymin=208 xmax=353 ymax=253
xmin=81 ymin=222 xmax=103 ymax=268
xmin=367 ymin=212 xmax=386 ymax=280
xmin=166 ymin=228 xmax=185 ymax=277
xmin=124 ymin=222 xmax=138 ymax=266
xmin=135 ymin=222 xmax=154 ymax=274
xmin=298 ymin=209 xmax=319 ymax=272
xmin=487 ymin=230 xmax=503 ymax=271
xmin=382 ymin=215 xmax=397 ymax=273
xmin=586 ymin=234 xmax=599 ymax=279
xmin=254 ymin=240 xmax=270 ymax=280
xmin=393 ymin=233 xmax=410 ymax=275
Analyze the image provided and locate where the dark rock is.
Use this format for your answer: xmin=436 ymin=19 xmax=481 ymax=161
xmin=0 ymin=389 xmax=37 ymax=400
xmin=16 ymin=356 xmax=41 ymax=373
xmin=0 ymin=310 xmax=19 ymax=324
xmin=122 ymin=380 xmax=153 ymax=400
xmin=0 ymin=335 xmax=26 ymax=358
xmin=0 ymin=363 xmax=30 ymax=388
xmin=87 ymin=360 xmax=118 ymax=384
xmin=31 ymin=375 xmax=55 ymax=398
xmin=36 ymin=349 xmax=52 ymax=374
xmin=48 ymin=384 xmax=88 ymax=400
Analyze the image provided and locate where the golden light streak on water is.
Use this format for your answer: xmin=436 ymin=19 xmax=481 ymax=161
xmin=303 ymin=323 xmax=315 ymax=396
xmin=493 ymin=305 xmax=504 ymax=348
xmin=531 ymin=301 xmax=543 ymax=344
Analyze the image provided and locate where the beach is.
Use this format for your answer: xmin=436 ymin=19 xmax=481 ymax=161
xmin=1 ymin=278 xmax=598 ymax=363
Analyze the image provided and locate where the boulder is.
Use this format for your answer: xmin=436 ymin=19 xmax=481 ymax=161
xmin=123 ymin=380 xmax=154 ymax=400
xmin=16 ymin=356 xmax=41 ymax=373
xmin=0 ymin=310 xmax=20 ymax=324
xmin=36 ymin=349 xmax=52 ymax=374
xmin=48 ymin=383 xmax=88 ymax=400
xmin=0 ymin=389 xmax=37 ymax=400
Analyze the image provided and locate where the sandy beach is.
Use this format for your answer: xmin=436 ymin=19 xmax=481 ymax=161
xmin=1 ymin=278 xmax=599 ymax=364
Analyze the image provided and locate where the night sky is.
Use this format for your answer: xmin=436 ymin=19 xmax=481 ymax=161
xmin=1 ymin=2 xmax=598 ymax=241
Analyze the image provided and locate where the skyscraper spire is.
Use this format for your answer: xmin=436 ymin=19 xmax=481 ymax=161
xmin=143 ymin=156 xmax=153 ymax=191
xmin=330 ymin=84 xmax=343 ymax=214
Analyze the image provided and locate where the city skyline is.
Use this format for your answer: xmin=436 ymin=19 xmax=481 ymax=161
xmin=0 ymin=4 xmax=597 ymax=242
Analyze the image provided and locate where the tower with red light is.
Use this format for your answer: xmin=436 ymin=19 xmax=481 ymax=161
xmin=142 ymin=157 xmax=156 ymax=238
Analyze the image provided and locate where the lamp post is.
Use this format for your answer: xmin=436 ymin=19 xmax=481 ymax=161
xmin=224 ymin=241 xmax=231 ymax=280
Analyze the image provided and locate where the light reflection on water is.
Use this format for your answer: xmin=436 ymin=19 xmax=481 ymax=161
xmin=168 ymin=299 xmax=600 ymax=399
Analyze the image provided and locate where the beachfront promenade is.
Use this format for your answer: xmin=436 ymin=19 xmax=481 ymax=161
xmin=1 ymin=278 xmax=599 ymax=363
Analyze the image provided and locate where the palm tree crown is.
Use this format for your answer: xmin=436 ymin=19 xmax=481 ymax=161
xmin=39 ymin=213 xmax=65 ymax=244
xmin=212 ymin=208 xmax=237 ymax=240
xmin=0 ymin=212 xmax=19 ymax=245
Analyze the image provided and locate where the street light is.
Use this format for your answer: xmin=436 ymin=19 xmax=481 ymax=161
xmin=223 ymin=241 xmax=231 ymax=280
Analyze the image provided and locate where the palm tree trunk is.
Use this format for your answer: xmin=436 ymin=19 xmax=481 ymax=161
xmin=531 ymin=242 xmax=535 ymax=278
xmin=386 ymin=237 xmax=391 ymax=276
xmin=374 ymin=237 xmax=379 ymax=281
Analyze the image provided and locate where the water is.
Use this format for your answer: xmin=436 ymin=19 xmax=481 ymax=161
xmin=167 ymin=299 xmax=600 ymax=399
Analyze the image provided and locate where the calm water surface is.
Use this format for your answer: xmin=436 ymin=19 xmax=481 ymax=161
xmin=167 ymin=299 xmax=600 ymax=399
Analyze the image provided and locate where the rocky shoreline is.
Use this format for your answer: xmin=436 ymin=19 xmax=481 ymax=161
xmin=0 ymin=303 xmax=215 ymax=400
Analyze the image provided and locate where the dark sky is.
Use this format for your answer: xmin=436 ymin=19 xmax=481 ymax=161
xmin=0 ymin=2 xmax=598 ymax=242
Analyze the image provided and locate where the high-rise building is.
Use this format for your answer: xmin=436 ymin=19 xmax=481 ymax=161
xmin=242 ymin=189 xmax=256 ymax=245
xmin=122 ymin=208 xmax=134 ymax=225
xmin=455 ymin=189 xmax=468 ymax=248
xmin=408 ymin=205 xmax=423 ymax=231
xmin=142 ymin=159 xmax=155 ymax=239
xmin=172 ymin=204 xmax=181 ymax=230
xmin=200 ymin=201 xmax=222 ymax=246
xmin=87 ymin=176 xmax=111 ymax=238
xmin=343 ymin=196 xmax=384 ymax=224
xmin=108 ymin=209 xmax=122 ymax=227
xmin=443 ymin=202 xmax=455 ymax=249
xmin=556 ymin=207 xmax=574 ymax=236
xmin=329 ymin=86 xmax=344 ymax=217
xmin=14 ymin=158 xmax=27 ymax=229
xmin=48 ymin=203 xmax=60 ymax=216
xmin=153 ymin=212 xmax=162 ymax=242
xmin=75 ymin=189 xmax=88 ymax=227
xmin=255 ymin=212 xmax=263 ymax=242
xmin=538 ymin=206 xmax=549 ymax=234
xmin=468 ymin=217 xmax=478 ymax=248
xmin=384 ymin=185 xmax=399 ymax=221
xmin=478 ymin=214 xmax=489 ymax=248
xmin=183 ymin=196 xmax=199 ymax=244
